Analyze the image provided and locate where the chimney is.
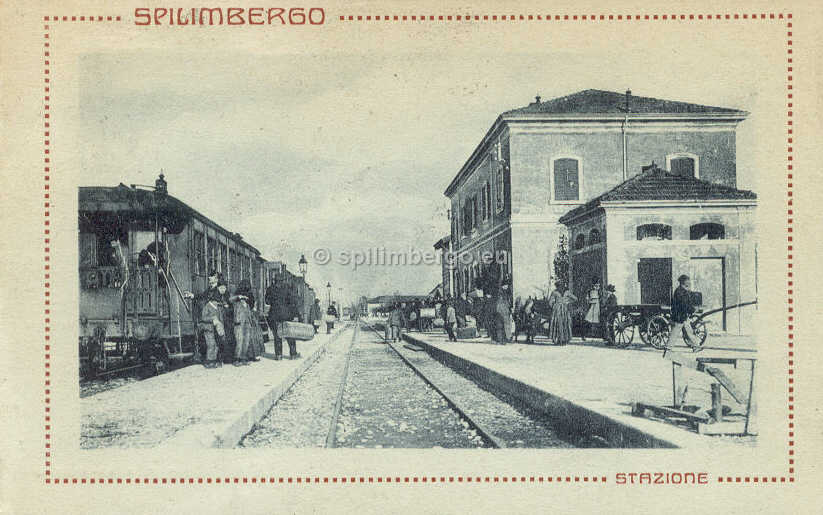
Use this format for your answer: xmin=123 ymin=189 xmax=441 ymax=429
xmin=155 ymin=173 xmax=168 ymax=195
xmin=625 ymin=89 xmax=632 ymax=112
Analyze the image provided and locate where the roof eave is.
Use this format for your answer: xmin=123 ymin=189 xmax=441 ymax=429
xmin=444 ymin=115 xmax=506 ymax=197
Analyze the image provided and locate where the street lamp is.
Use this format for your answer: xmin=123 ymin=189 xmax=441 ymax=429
xmin=298 ymin=254 xmax=308 ymax=278
xmin=326 ymin=282 xmax=332 ymax=307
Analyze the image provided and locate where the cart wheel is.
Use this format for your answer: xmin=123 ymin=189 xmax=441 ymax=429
xmin=646 ymin=315 xmax=670 ymax=350
xmin=686 ymin=318 xmax=708 ymax=352
xmin=609 ymin=311 xmax=634 ymax=347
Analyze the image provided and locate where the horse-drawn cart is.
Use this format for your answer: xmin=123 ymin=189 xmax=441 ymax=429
xmin=605 ymin=304 xmax=708 ymax=350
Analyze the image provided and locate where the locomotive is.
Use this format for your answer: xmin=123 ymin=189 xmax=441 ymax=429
xmin=78 ymin=174 xmax=314 ymax=379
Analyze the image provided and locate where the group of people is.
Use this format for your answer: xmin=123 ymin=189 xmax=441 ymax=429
xmin=187 ymin=270 xmax=341 ymax=369
xmin=186 ymin=271 xmax=266 ymax=368
xmin=513 ymin=279 xmax=617 ymax=346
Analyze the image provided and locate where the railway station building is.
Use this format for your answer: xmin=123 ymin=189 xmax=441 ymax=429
xmin=443 ymin=89 xmax=757 ymax=334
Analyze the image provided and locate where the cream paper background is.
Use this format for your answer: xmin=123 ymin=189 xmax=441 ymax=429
xmin=1 ymin=0 xmax=821 ymax=513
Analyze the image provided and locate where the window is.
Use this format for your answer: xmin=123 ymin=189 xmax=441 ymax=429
xmin=207 ymin=237 xmax=217 ymax=275
xmin=483 ymin=181 xmax=491 ymax=221
xmin=574 ymin=234 xmax=586 ymax=250
xmin=496 ymin=165 xmax=505 ymax=213
xmin=552 ymin=157 xmax=580 ymax=202
xmin=690 ymin=223 xmax=725 ymax=240
xmin=636 ymin=224 xmax=672 ymax=241
xmin=666 ymin=152 xmax=699 ymax=178
xmin=229 ymin=248 xmax=238 ymax=283
xmin=219 ymin=242 xmax=228 ymax=276
xmin=245 ymin=256 xmax=252 ymax=280
xmin=193 ymin=230 xmax=205 ymax=275
xmin=471 ymin=195 xmax=478 ymax=229
xmin=588 ymin=228 xmax=601 ymax=245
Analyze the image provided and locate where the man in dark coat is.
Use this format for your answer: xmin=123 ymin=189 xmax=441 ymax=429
xmin=265 ymin=277 xmax=301 ymax=360
xmin=671 ymin=275 xmax=698 ymax=347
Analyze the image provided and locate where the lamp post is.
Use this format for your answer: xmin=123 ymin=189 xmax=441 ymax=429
xmin=298 ymin=254 xmax=308 ymax=279
xmin=326 ymin=282 xmax=332 ymax=308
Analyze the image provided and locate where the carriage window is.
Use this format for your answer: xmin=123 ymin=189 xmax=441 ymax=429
xmin=574 ymin=233 xmax=586 ymax=250
xmin=207 ymin=237 xmax=217 ymax=275
xmin=219 ymin=242 xmax=228 ymax=276
xmin=589 ymin=228 xmax=601 ymax=245
xmin=193 ymin=230 xmax=205 ymax=275
xmin=552 ymin=158 xmax=580 ymax=202
xmin=636 ymin=224 xmax=672 ymax=241
xmin=690 ymin=223 xmax=725 ymax=240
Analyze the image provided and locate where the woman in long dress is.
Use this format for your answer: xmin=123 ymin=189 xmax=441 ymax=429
xmin=549 ymin=282 xmax=576 ymax=345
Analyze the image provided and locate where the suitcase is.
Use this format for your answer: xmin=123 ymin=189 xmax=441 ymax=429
xmin=456 ymin=326 xmax=478 ymax=339
xmin=419 ymin=307 xmax=436 ymax=318
xmin=277 ymin=321 xmax=315 ymax=341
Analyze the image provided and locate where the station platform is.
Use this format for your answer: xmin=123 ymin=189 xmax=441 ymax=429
xmin=81 ymin=323 xmax=353 ymax=449
xmin=401 ymin=329 xmax=757 ymax=449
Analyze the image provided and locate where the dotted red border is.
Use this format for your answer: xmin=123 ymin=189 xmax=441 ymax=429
xmin=338 ymin=13 xmax=788 ymax=22
xmin=42 ymin=12 xmax=795 ymax=485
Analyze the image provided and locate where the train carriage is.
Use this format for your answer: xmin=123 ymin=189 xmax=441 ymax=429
xmin=78 ymin=175 xmax=269 ymax=378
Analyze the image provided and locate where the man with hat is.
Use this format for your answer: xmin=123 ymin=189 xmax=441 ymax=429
xmin=671 ymin=274 xmax=698 ymax=347
xmin=265 ymin=275 xmax=301 ymax=360
xmin=184 ymin=270 xmax=221 ymax=363
xmin=600 ymin=284 xmax=618 ymax=341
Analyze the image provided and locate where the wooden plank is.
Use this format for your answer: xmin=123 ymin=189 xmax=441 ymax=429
xmin=632 ymin=403 xmax=709 ymax=423
xmin=704 ymin=366 xmax=746 ymax=404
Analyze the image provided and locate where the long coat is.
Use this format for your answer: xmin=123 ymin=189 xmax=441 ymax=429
xmin=266 ymin=284 xmax=299 ymax=323
xmin=549 ymin=290 xmax=576 ymax=345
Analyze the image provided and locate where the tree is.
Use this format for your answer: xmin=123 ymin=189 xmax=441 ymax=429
xmin=553 ymin=234 xmax=570 ymax=292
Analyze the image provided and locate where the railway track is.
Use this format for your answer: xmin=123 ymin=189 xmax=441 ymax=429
xmin=241 ymin=320 xmax=572 ymax=449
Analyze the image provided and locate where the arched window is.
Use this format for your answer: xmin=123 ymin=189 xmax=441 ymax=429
xmin=666 ymin=152 xmax=699 ymax=178
xmin=574 ymin=233 xmax=586 ymax=250
xmin=690 ymin=222 xmax=725 ymax=240
xmin=551 ymin=157 xmax=581 ymax=202
xmin=588 ymin=228 xmax=601 ymax=245
xmin=636 ymin=224 xmax=672 ymax=241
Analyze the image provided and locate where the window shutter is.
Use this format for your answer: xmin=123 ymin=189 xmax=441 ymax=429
xmin=553 ymin=159 xmax=579 ymax=201
xmin=670 ymin=157 xmax=695 ymax=177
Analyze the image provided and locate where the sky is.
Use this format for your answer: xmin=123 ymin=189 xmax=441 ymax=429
xmin=78 ymin=44 xmax=767 ymax=304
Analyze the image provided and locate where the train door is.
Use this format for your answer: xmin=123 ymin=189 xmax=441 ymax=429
xmin=690 ymin=257 xmax=726 ymax=332
xmin=637 ymin=258 xmax=672 ymax=305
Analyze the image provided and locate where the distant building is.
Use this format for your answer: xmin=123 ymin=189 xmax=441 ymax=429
xmin=443 ymin=89 xmax=756 ymax=333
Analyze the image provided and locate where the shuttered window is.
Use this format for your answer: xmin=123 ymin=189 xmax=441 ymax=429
xmin=553 ymin=158 xmax=580 ymax=201
xmin=670 ymin=156 xmax=696 ymax=177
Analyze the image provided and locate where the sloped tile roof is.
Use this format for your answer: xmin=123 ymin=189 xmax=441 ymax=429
xmin=505 ymin=89 xmax=747 ymax=116
xmin=558 ymin=167 xmax=757 ymax=224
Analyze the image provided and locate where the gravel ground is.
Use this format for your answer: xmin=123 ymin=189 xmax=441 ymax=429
xmin=80 ymin=376 xmax=140 ymax=398
xmin=239 ymin=331 xmax=356 ymax=448
xmin=386 ymin=332 xmax=575 ymax=448
xmin=243 ymin=323 xmax=487 ymax=448
xmin=335 ymin=328 xmax=486 ymax=449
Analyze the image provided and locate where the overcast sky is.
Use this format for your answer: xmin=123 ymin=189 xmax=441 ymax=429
xmin=79 ymin=46 xmax=766 ymax=303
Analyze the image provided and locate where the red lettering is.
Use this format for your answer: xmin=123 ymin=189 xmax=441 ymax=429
xmin=698 ymin=473 xmax=708 ymax=484
xmin=134 ymin=8 xmax=151 ymax=25
xmin=200 ymin=8 xmax=224 ymax=25
xmin=248 ymin=7 xmax=264 ymax=25
xmin=176 ymin=8 xmax=194 ymax=25
xmin=308 ymin=7 xmax=325 ymax=24
xmin=268 ymin=8 xmax=285 ymax=24
xmin=227 ymin=7 xmax=244 ymax=25
xmin=288 ymin=7 xmax=305 ymax=24
xmin=615 ymin=473 xmax=626 ymax=484
xmin=154 ymin=8 xmax=168 ymax=25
